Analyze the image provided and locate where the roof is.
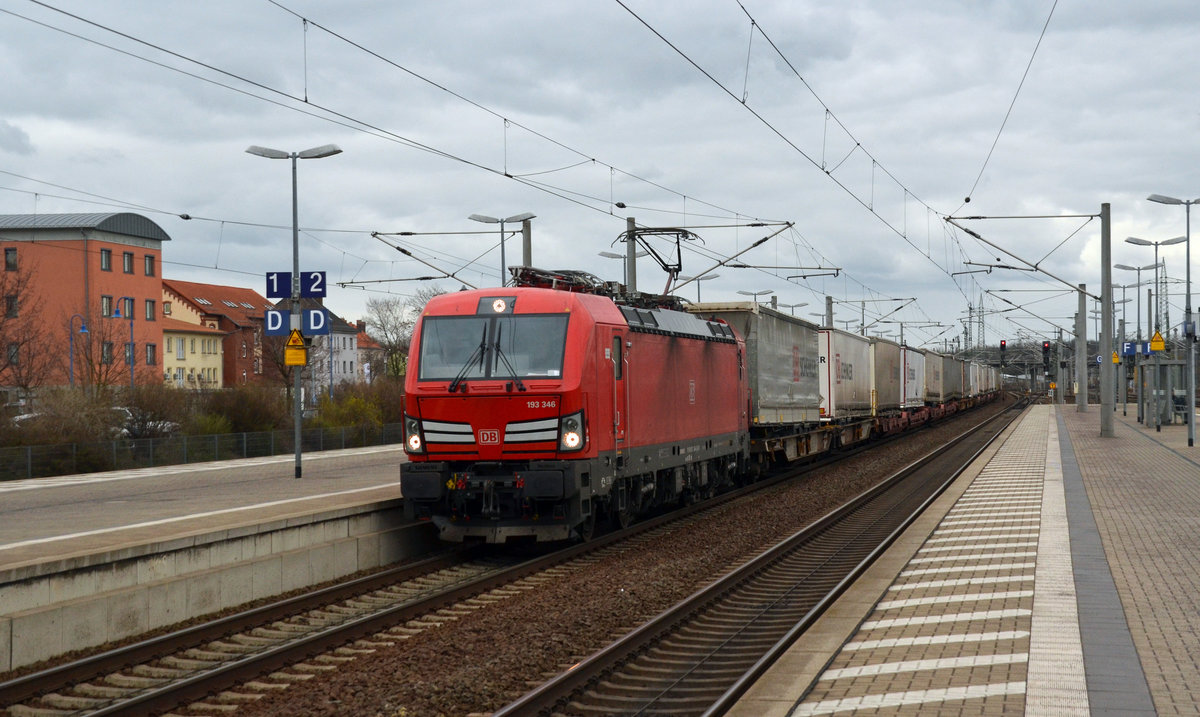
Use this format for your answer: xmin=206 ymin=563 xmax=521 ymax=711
xmin=357 ymin=329 xmax=383 ymax=350
xmin=161 ymin=317 xmax=226 ymax=335
xmin=163 ymin=279 xmax=272 ymax=328
xmin=0 ymin=212 xmax=171 ymax=242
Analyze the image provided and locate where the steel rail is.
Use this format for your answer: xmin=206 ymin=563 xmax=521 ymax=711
xmin=494 ymin=399 xmax=1027 ymax=716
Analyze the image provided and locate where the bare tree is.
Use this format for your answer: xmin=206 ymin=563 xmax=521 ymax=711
xmin=0 ymin=259 xmax=55 ymax=396
xmin=364 ymin=284 xmax=445 ymax=378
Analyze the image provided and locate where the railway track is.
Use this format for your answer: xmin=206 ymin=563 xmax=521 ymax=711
xmin=0 ymin=453 xmax=821 ymax=716
xmin=0 ymin=403 xmax=1013 ymax=716
xmin=494 ymin=398 xmax=1029 ymax=717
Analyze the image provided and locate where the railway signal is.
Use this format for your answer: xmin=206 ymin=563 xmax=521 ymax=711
xmin=1000 ymin=339 xmax=1006 ymax=366
xmin=1042 ymin=340 xmax=1051 ymax=369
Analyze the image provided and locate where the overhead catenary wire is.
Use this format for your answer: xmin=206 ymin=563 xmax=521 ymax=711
xmin=6 ymin=1 xmax=970 ymax=333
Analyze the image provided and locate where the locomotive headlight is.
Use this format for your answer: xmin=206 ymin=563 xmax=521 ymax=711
xmin=404 ymin=416 xmax=424 ymax=454
xmin=558 ymin=411 xmax=584 ymax=452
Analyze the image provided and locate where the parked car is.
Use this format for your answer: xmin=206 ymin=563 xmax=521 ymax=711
xmin=112 ymin=407 xmax=180 ymax=438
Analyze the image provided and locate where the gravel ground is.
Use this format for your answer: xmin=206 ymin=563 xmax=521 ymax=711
xmin=230 ymin=399 xmax=1013 ymax=717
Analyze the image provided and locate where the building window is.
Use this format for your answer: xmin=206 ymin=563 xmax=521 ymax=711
xmin=163 ymin=301 xmax=172 ymax=315
xmin=4 ymin=295 xmax=16 ymax=318
xmin=100 ymin=249 xmax=112 ymax=271
xmin=6 ymin=343 xmax=18 ymax=365
xmin=146 ymin=344 xmax=157 ymax=365
xmin=101 ymin=342 xmax=114 ymax=365
xmin=190 ymin=338 xmax=196 ymax=354
xmin=242 ymin=341 xmax=247 ymax=358
xmin=125 ymin=342 xmax=134 ymax=366
xmin=176 ymin=339 xmax=184 ymax=360
xmin=145 ymin=299 xmax=156 ymax=321
xmin=120 ymin=297 xmax=134 ymax=319
xmin=166 ymin=337 xmax=172 ymax=353
xmin=101 ymin=295 xmax=113 ymax=318
xmin=144 ymin=255 xmax=155 ymax=277
xmin=4 ymin=248 xmax=15 ymax=271
xmin=123 ymin=252 xmax=134 ymax=273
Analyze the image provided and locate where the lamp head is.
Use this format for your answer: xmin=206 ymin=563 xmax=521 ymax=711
xmin=245 ymin=145 xmax=289 ymax=159
xmin=297 ymin=144 xmax=342 ymax=159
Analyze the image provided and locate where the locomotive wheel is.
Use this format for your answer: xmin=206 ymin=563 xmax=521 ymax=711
xmin=613 ymin=502 xmax=634 ymax=530
xmin=576 ymin=511 xmax=597 ymax=542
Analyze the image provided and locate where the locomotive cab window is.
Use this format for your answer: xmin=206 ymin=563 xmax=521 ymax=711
xmin=612 ymin=337 xmax=623 ymax=379
xmin=417 ymin=314 xmax=569 ymax=382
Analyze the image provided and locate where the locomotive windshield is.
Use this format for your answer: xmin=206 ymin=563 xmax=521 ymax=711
xmin=417 ymin=314 xmax=569 ymax=382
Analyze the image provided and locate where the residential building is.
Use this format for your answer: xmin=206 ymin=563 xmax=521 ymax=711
xmin=271 ymin=298 xmax=359 ymax=402
xmin=162 ymin=279 xmax=273 ymax=387
xmin=162 ymin=317 xmax=225 ymax=388
xmin=0 ymin=212 xmax=170 ymax=399
xmin=308 ymin=310 xmax=359 ymax=400
xmin=355 ymin=320 xmax=387 ymax=383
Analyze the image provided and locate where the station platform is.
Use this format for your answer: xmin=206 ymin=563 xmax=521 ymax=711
xmin=0 ymin=445 xmax=418 ymax=671
xmin=731 ymin=403 xmax=1200 ymax=716
xmin=0 ymin=445 xmax=407 ymax=574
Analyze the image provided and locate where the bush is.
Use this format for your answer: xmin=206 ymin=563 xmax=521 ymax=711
xmin=188 ymin=413 xmax=233 ymax=435
xmin=314 ymin=394 xmax=383 ymax=430
xmin=202 ymin=385 xmax=288 ymax=433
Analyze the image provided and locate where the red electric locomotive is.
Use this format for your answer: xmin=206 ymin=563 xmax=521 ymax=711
xmin=400 ymin=269 xmax=750 ymax=543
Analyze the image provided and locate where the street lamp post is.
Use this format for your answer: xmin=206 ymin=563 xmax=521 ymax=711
xmin=1126 ymin=236 xmax=1185 ymax=431
xmin=1115 ymin=262 xmax=1160 ymax=423
xmin=1148 ymin=194 xmax=1200 ymax=446
xmin=68 ymin=313 xmax=88 ymax=388
xmin=600 ymin=250 xmax=646 ymax=287
xmin=737 ymin=289 xmax=774 ymax=305
xmin=678 ymin=273 xmax=721 ymax=301
xmin=776 ymin=302 xmax=808 ymax=316
xmin=246 ymin=143 xmax=343 ymax=479
xmin=111 ymin=296 xmax=135 ymax=394
xmin=469 ymin=212 xmax=536 ymax=286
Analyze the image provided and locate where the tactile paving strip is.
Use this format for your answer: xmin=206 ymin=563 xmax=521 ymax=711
xmin=790 ymin=406 xmax=1088 ymax=716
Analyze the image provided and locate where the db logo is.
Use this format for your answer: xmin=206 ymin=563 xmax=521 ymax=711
xmin=478 ymin=429 xmax=500 ymax=445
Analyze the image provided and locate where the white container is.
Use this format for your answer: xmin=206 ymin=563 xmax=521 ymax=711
xmin=869 ymin=338 xmax=902 ymax=413
xmin=901 ymin=347 xmax=926 ymax=409
xmin=688 ymin=302 xmax=821 ymax=424
xmin=819 ymin=328 xmax=872 ymax=419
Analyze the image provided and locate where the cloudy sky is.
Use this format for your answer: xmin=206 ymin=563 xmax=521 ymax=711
xmin=2 ymin=0 xmax=1198 ymax=353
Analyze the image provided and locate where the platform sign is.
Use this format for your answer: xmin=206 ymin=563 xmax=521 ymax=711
xmin=1150 ymin=330 xmax=1165 ymax=352
xmin=284 ymin=329 xmax=307 ymax=367
xmin=300 ymin=271 xmax=326 ymax=298
xmin=264 ymin=309 xmax=288 ymax=336
xmin=266 ymin=272 xmax=292 ymax=299
xmin=1123 ymin=342 xmax=1152 ymax=356
xmin=303 ymin=308 xmax=329 ymax=335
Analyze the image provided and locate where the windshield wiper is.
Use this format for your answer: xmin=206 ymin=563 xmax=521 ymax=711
xmin=491 ymin=324 xmax=527 ymax=392
xmin=448 ymin=325 xmax=487 ymax=393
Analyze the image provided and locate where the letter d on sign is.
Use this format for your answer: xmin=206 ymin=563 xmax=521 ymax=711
xmin=304 ymin=308 xmax=330 ymax=335
xmin=264 ymin=309 xmax=288 ymax=336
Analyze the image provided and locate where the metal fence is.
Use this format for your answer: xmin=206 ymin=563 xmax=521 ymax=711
xmin=0 ymin=423 xmax=405 ymax=481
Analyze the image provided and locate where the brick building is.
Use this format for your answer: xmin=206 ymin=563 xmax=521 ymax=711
xmin=0 ymin=212 xmax=170 ymax=399
xmin=162 ymin=279 xmax=274 ymax=386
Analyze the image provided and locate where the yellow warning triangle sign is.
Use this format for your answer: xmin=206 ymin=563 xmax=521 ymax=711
xmin=286 ymin=328 xmax=305 ymax=347
xmin=1150 ymin=330 xmax=1165 ymax=352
